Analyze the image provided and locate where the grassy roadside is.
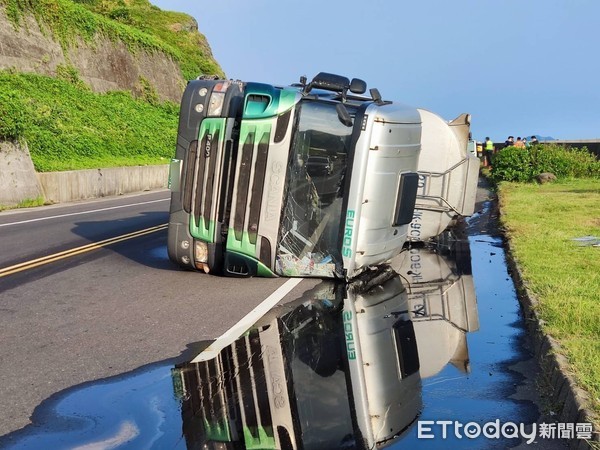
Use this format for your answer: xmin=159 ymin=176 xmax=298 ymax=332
xmin=0 ymin=196 xmax=46 ymax=212
xmin=498 ymin=178 xmax=600 ymax=422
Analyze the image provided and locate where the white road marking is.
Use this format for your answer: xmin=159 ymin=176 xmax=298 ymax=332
xmin=191 ymin=277 xmax=303 ymax=363
xmin=0 ymin=199 xmax=169 ymax=228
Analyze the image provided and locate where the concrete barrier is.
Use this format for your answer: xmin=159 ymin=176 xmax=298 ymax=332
xmin=0 ymin=140 xmax=43 ymax=206
xmin=1 ymin=138 xmax=170 ymax=206
xmin=37 ymin=165 xmax=169 ymax=204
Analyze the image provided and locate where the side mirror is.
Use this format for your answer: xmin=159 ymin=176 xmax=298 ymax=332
xmin=370 ymin=88 xmax=382 ymax=103
xmin=311 ymin=72 xmax=350 ymax=92
xmin=349 ymin=78 xmax=366 ymax=94
xmin=336 ymin=103 xmax=353 ymax=127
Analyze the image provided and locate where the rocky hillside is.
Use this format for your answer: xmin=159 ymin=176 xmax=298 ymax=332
xmin=0 ymin=0 xmax=223 ymax=102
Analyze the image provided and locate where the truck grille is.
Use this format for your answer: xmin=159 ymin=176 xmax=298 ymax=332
xmin=233 ymin=133 xmax=254 ymax=242
xmin=182 ymin=140 xmax=198 ymax=214
xmin=248 ymin=133 xmax=270 ymax=244
xmin=181 ymin=124 xmax=226 ymax=242
xmin=203 ymin=129 xmax=220 ymax=232
xmin=232 ymin=130 xmax=270 ymax=245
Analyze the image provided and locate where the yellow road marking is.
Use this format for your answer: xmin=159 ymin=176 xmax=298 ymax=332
xmin=0 ymin=224 xmax=168 ymax=278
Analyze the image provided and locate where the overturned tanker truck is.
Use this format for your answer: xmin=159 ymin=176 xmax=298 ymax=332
xmin=167 ymin=72 xmax=478 ymax=279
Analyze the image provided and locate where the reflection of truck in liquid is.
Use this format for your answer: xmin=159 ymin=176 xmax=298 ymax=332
xmin=171 ymin=248 xmax=480 ymax=449
xmin=172 ymin=271 xmax=422 ymax=449
xmin=343 ymin=269 xmax=422 ymax=448
xmin=167 ymin=72 xmax=476 ymax=279
xmin=393 ymin=236 xmax=479 ymax=377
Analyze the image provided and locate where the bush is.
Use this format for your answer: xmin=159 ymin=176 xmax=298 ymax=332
xmin=136 ymin=76 xmax=160 ymax=106
xmin=108 ymin=6 xmax=132 ymax=24
xmin=0 ymin=90 xmax=27 ymax=140
xmin=55 ymin=64 xmax=89 ymax=90
xmin=491 ymin=144 xmax=600 ymax=183
xmin=489 ymin=146 xmax=532 ymax=182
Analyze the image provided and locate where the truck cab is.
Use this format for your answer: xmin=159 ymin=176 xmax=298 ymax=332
xmin=168 ymin=73 xmax=422 ymax=279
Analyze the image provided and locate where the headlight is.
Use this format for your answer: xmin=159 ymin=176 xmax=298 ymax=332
xmin=194 ymin=241 xmax=208 ymax=263
xmin=207 ymin=92 xmax=225 ymax=116
xmin=207 ymin=81 xmax=229 ymax=116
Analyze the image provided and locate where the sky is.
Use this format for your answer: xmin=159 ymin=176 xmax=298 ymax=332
xmin=150 ymin=0 xmax=600 ymax=143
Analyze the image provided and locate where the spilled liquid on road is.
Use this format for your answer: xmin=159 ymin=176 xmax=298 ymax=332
xmin=0 ymin=201 xmax=540 ymax=449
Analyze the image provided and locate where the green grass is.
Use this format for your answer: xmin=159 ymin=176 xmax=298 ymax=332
xmin=498 ymin=179 xmax=600 ymax=422
xmin=16 ymin=196 xmax=46 ymax=208
xmin=0 ymin=70 xmax=178 ymax=171
xmin=0 ymin=196 xmax=47 ymax=211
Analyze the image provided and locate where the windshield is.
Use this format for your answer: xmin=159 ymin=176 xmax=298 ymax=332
xmin=276 ymin=100 xmax=355 ymax=277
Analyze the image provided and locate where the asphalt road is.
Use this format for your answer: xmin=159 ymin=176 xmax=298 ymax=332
xmin=0 ymin=184 xmax=570 ymax=449
xmin=0 ymin=190 xmax=317 ymax=436
xmin=0 ymin=190 xmax=170 ymax=269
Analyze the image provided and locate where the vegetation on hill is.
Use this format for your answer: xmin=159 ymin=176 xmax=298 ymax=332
xmin=75 ymin=0 xmax=223 ymax=80
xmin=0 ymin=0 xmax=223 ymax=80
xmin=0 ymin=0 xmax=225 ymax=172
xmin=0 ymin=69 xmax=178 ymax=171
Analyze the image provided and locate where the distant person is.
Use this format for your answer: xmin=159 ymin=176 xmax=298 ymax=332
xmin=531 ymin=136 xmax=539 ymax=145
xmin=484 ymin=137 xmax=494 ymax=167
xmin=504 ymin=136 xmax=514 ymax=147
xmin=523 ymin=137 xmax=529 ymax=148
xmin=514 ymin=137 xmax=525 ymax=149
